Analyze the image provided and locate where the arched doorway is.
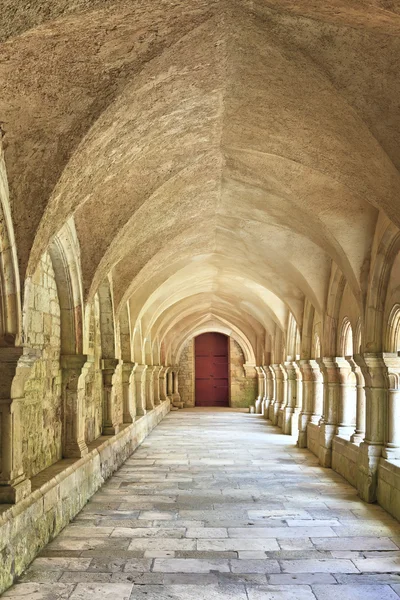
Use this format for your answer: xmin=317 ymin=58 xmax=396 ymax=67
xmin=195 ymin=332 xmax=229 ymax=406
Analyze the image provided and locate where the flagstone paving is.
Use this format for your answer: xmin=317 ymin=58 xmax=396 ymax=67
xmin=4 ymin=408 xmax=400 ymax=599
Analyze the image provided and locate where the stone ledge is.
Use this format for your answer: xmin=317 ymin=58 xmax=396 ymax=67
xmin=0 ymin=400 xmax=170 ymax=594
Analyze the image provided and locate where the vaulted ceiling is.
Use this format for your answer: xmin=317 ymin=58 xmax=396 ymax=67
xmin=2 ymin=0 xmax=400 ymax=359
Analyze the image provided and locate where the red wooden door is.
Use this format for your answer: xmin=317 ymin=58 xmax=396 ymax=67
xmin=195 ymin=332 xmax=229 ymax=406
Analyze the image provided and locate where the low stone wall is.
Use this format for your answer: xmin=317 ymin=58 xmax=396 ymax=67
xmin=0 ymin=400 xmax=170 ymax=594
xmin=307 ymin=422 xmax=320 ymax=458
xmin=332 ymin=436 xmax=359 ymax=488
xmin=377 ymin=460 xmax=400 ymax=522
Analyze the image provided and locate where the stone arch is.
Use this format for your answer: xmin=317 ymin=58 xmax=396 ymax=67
xmin=324 ymin=265 xmax=346 ymax=356
xmin=339 ymin=317 xmax=354 ymax=357
xmin=97 ymin=277 xmax=116 ymax=359
xmin=0 ymin=144 xmax=22 ymax=346
xmin=385 ymin=304 xmax=400 ymax=352
xmin=48 ymin=219 xmax=84 ymax=355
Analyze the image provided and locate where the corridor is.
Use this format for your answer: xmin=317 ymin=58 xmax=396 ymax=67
xmin=5 ymin=409 xmax=400 ymax=600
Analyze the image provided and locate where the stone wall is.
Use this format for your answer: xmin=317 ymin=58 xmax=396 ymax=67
xmin=0 ymin=400 xmax=170 ymax=595
xmin=179 ymin=338 xmax=194 ymax=407
xmin=22 ymin=252 xmax=62 ymax=478
xmin=230 ymin=338 xmax=257 ymax=408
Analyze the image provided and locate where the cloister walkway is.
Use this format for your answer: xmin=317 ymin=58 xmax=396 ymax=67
xmin=5 ymin=409 xmax=400 ymax=600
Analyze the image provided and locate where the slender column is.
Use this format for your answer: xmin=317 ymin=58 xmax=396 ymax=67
xmin=262 ymin=366 xmax=273 ymax=419
xmin=298 ymin=360 xmax=313 ymax=448
xmin=350 ymin=356 xmax=366 ymax=444
xmin=153 ymin=365 xmax=162 ymax=406
xmin=318 ymin=357 xmax=340 ymax=467
xmin=382 ymin=355 xmax=400 ymax=461
xmin=61 ymin=354 xmax=88 ymax=457
xmin=277 ymin=364 xmax=288 ymax=429
xmin=357 ymin=353 xmax=387 ymax=502
xmin=255 ymin=366 xmax=264 ymax=414
xmin=132 ymin=364 xmax=147 ymax=416
xmin=101 ymin=358 xmax=120 ymax=435
xmin=167 ymin=369 xmax=174 ymax=402
xmin=336 ymin=357 xmax=356 ymax=439
xmin=171 ymin=368 xmax=181 ymax=404
xmin=145 ymin=365 xmax=155 ymax=410
xmin=282 ymin=361 xmax=297 ymax=434
xmin=290 ymin=362 xmax=302 ymax=438
xmin=159 ymin=366 xmax=169 ymax=402
xmin=121 ymin=361 xmax=135 ymax=423
xmin=0 ymin=348 xmax=31 ymax=503
xmin=268 ymin=366 xmax=277 ymax=421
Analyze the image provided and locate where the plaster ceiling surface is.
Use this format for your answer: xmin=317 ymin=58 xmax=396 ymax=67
xmin=1 ymin=0 xmax=400 ymax=351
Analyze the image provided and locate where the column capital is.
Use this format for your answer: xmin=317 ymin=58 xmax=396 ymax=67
xmin=101 ymin=358 xmax=119 ymax=371
xmin=61 ymin=354 xmax=88 ymax=370
xmin=133 ymin=363 xmax=148 ymax=376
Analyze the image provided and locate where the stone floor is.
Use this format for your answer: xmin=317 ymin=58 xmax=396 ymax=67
xmin=4 ymin=408 xmax=400 ymax=599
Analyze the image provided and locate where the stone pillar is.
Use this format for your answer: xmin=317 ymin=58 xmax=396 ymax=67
xmin=262 ymin=366 xmax=273 ymax=419
xmin=60 ymin=354 xmax=88 ymax=457
xmin=159 ymin=366 xmax=169 ymax=402
xmin=255 ymin=366 xmax=265 ymax=414
xmin=357 ymin=353 xmax=387 ymax=502
xmin=268 ymin=365 xmax=277 ymax=422
xmin=350 ymin=356 xmax=366 ymax=444
xmin=282 ymin=361 xmax=297 ymax=434
xmin=121 ymin=361 xmax=135 ymax=423
xmin=167 ymin=369 xmax=174 ymax=402
xmin=101 ymin=358 xmax=120 ymax=435
xmin=133 ymin=364 xmax=147 ymax=416
xmin=336 ymin=357 xmax=356 ymax=439
xmin=318 ymin=357 xmax=340 ymax=467
xmin=145 ymin=365 xmax=155 ymax=411
xmin=171 ymin=368 xmax=181 ymax=404
xmin=277 ymin=364 xmax=288 ymax=429
xmin=382 ymin=355 xmax=400 ymax=461
xmin=0 ymin=348 xmax=31 ymax=504
xmin=153 ymin=365 xmax=162 ymax=406
xmin=290 ymin=362 xmax=302 ymax=439
xmin=298 ymin=360 xmax=314 ymax=448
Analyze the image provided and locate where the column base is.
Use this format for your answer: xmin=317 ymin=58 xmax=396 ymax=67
xmin=255 ymin=397 xmax=263 ymax=414
xmin=382 ymin=445 xmax=400 ymax=460
xmin=0 ymin=477 xmax=31 ymax=504
xmin=63 ymin=439 xmax=88 ymax=458
xmin=123 ymin=413 xmax=134 ymax=424
xmin=297 ymin=413 xmax=311 ymax=448
xmin=357 ymin=441 xmax=383 ymax=502
xmin=136 ymin=408 xmax=146 ymax=417
xmin=336 ymin=425 xmax=354 ymax=439
xmin=350 ymin=432 xmax=364 ymax=445
xmin=103 ymin=424 xmax=120 ymax=436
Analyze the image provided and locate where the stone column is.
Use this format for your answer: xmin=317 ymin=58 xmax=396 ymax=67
xmin=268 ymin=365 xmax=277 ymax=421
xmin=159 ymin=366 xmax=169 ymax=402
xmin=277 ymin=364 xmax=288 ymax=429
xmin=298 ymin=360 xmax=313 ymax=448
xmin=350 ymin=356 xmax=366 ymax=444
xmin=0 ymin=348 xmax=31 ymax=504
xmin=167 ymin=369 xmax=174 ymax=402
xmin=290 ymin=362 xmax=302 ymax=439
xmin=153 ymin=365 xmax=162 ymax=406
xmin=382 ymin=355 xmax=400 ymax=461
xmin=255 ymin=366 xmax=265 ymax=414
xmin=262 ymin=366 xmax=272 ymax=418
xmin=145 ymin=365 xmax=155 ymax=411
xmin=171 ymin=368 xmax=181 ymax=404
xmin=336 ymin=357 xmax=356 ymax=439
xmin=121 ymin=361 xmax=135 ymax=423
xmin=318 ymin=357 xmax=340 ymax=467
xmin=357 ymin=353 xmax=387 ymax=502
xmin=133 ymin=364 xmax=147 ymax=416
xmin=282 ymin=361 xmax=297 ymax=434
xmin=60 ymin=354 xmax=88 ymax=457
xmin=101 ymin=358 xmax=120 ymax=435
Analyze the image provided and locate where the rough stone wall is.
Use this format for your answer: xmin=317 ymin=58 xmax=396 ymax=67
xmin=22 ymin=251 xmax=62 ymax=478
xmin=230 ymin=338 xmax=257 ymax=408
xmin=179 ymin=339 xmax=195 ymax=407
xmin=79 ymin=297 xmax=103 ymax=444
